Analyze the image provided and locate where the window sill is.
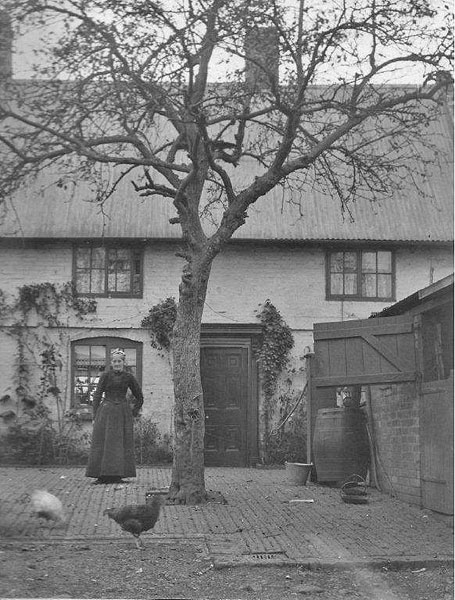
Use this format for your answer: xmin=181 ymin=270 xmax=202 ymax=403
xmin=76 ymin=293 xmax=143 ymax=299
xmin=327 ymin=296 xmax=395 ymax=302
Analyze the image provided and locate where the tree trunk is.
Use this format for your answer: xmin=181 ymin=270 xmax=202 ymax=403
xmin=168 ymin=251 xmax=212 ymax=504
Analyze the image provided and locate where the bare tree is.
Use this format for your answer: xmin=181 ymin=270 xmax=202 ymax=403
xmin=0 ymin=0 xmax=452 ymax=503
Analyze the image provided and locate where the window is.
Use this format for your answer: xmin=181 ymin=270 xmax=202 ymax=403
xmin=71 ymin=337 xmax=142 ymax=411
xmin=327 ymin=249 xmax=394 ymax=301
xmin=74 ymin=244 xmax=143 ymax=297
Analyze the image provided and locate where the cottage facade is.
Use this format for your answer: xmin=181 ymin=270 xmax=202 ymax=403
xmin=0 ymin=12 xmax=453 ymax=466
xmin=0 ymin=194 xmax=452 ymax=465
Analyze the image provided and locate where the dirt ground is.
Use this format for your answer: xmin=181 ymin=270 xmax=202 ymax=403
xmin=0 ymin=539 xmax=452 ymax=600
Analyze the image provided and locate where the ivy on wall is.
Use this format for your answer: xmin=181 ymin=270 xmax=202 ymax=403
xmin=255 ymin=300 xmax=308 ymax=464
xmin=0 ymin=281 xmax=98 ymax=465
xmin=255 ymin=299 xmax=294 ymax=399
xmin=17 ymin=281 xmax=97 ymax=325
xmin=141 ymin=297 xmax=177 ymax=351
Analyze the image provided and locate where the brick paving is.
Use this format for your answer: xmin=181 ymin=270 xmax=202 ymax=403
xmin=0 ymin=466 xmax=452 ymax=568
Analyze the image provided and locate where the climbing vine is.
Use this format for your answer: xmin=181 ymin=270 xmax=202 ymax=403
xmin=254 ymin=300 xmax=309 ymax=464
xmin=255 ymin=299 xmax=294 ymax=399
xmin=0 ymin=281 xmax=98 ymax=465
xmin=17 ymin=281 xmax=97 ymax=325
xmin=141 ymin=297 xmax=177 ymax=351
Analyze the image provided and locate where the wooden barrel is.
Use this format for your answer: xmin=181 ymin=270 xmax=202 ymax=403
xmin=313 ymin=408 xmax=369 ymax=485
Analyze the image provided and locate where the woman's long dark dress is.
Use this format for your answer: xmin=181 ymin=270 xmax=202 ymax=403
xmin=86 ymin=370 xmax=144 ymax=480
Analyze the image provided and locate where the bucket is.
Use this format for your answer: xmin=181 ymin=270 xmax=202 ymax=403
xmin=313 ymin=408 xmax=369 ymax=485
xmin=285 ymin=462 xmax=313 ymax=486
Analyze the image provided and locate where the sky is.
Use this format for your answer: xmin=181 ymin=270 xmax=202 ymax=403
xmin=9 ymin=0 xmax=450 ymax=84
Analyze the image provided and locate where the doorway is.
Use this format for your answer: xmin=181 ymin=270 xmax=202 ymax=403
xmin=200 ymin=326 xmax=259 ymax=466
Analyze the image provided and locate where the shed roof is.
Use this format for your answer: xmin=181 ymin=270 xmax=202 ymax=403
xmin=372 ymin=273 xmax=454 ymax=317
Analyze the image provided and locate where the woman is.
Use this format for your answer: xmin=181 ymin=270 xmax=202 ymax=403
xmin=86 ymin=348 xmax=144 ymax=484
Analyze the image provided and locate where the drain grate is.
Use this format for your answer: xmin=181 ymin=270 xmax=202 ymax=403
xmin=249 ymin=551 xmax=287 ymax=560
xmin=210 ymin=550 xmax=291 ymax=568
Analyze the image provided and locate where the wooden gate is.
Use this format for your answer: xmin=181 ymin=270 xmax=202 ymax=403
xmin=308 ymin=315 xmax=417 ymax=465
xmin=311 ymin=313 xmax=454 ymax=514
xmin=313 ymin=315 xmax=417 ymax=388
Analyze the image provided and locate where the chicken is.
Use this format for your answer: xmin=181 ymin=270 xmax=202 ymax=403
xmin=31 ymin=490 xmax=65 ymax=524
xmin=104 ymin=492 xmax=163 ymax=549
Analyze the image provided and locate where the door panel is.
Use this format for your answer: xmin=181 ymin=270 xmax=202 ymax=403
xmin=420 ymin=376 xmax=454 ymax=515
xmin=201 ymin=347 xmax=248 ymax=466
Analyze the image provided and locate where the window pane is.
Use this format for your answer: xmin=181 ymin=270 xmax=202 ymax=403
xmin=362 ymin=252 xmax=377 ymax=273
xmin=344 ymin=273 xmax=357 ymax=295
xmin=362 ymin=273 xmax=377 ymax=297
xmin=75 ymin=345 xmax=90 ymax=372
xmin=91 ymin=247 xmax=105 ymax=268
xmin=108 ymin=271 xmax=118 ymax=292
xmin=76 ymin=271 xmax=91 ymax=294
xmin=108 ymin=248 xmax=131 ymax=293
xmin=76 ymin=247 xmax=90 ymax=268
xmin=90 ymin=345 xmax=107 ymax=370
xmin=331 ymin=273 xmax=343 ymax=295
xmin=74 ymin=345 xmax=106 ymax=406
xmin=123 ymin=348 xmax=137 ymax=366
xmin=116 ymin=248 xmax=130 ymax=265
xmin=330 ymin=252 xmax=344 ymax=273
xmin=115 ymin=271 xmax=130 ymax=292
xmin=132 ymin=252 xmax=142 ymax=294
xmin=108 ymin=248 xmax=129 ymax=270
xmin=344 ymin=252 xmax=357 ymax=272
xmin=124 ymin=348 xmax=137 ymax=376
xmin=107 ymin=249 xmax=118 ymax=272
xmin=74 ymin=376 xmax=91 ymax=406
xmin=377 ymin=251 xmax=392 ymax=273
xmin=133 ymin=255 xmax=141 ymax=275
xmin=378 ymin=274 xmax=392 ymax=298
xmin=90 ymin=269 xmax=105 ymax=294
xmin=132 ymin=273 xmax=141 ymax=294
xmin=108 ymin=269 xmax=132 ymax=293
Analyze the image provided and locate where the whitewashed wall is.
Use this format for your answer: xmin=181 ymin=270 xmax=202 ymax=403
xmin=0 ymin=241 xmax=452 ymax=440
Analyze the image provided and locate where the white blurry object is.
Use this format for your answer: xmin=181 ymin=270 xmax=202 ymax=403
xmin=31 ymin=489 xmax=65 ymax=523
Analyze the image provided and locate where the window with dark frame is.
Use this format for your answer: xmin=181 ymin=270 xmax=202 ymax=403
xmin=327 ymin=249 xmax=394 ymax=301
xmin=71 ymin=338 xmax=142 ymax=410
xmin=74 ymin=245 xmax=143 ymax=297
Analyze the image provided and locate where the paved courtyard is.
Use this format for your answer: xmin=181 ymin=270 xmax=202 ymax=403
xmin=0 ymin=466 xmax=452 ymax=568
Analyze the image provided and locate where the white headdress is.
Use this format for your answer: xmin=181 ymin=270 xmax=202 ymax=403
xmin=111 ymin=348 xmax=126 ymax=360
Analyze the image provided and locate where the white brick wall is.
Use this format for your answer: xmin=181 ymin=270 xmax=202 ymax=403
xmin=0 ymin=241 xmax=452 ymax=439
xmin=206 ymin=243 xmax=453 ymax=330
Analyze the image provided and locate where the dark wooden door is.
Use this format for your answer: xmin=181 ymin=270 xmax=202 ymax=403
xmin=201 ymin=347 xmax=248 ymax=466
